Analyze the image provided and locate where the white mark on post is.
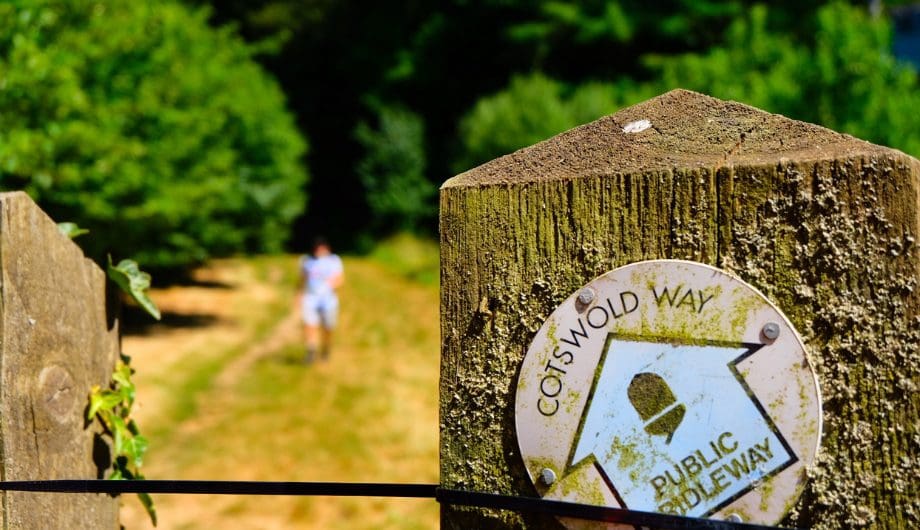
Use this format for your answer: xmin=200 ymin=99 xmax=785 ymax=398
xmin=622 ymin=119 xmax=651 ymax=134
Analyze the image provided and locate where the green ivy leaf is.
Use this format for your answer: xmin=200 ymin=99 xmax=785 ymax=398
xmin=112 ymin=369 xmax=132 ymax=390
xmin=111 ymin=463 xmax=158 ymax=526
xmin=89 ymin=278 xmax=156 ymax=525
xmin=137 ymin=491 xmax=158 ymax=526
xmin=107 ymin=256 xmax=161 ymax=320
xmin=57 ymin=222 xmax=89 ymax=239
xmin=124 ymin=434 xmax=149 ymax=468
xmin=111 ymin=415 xmax=129 ymax=456
xmin=88 ymin=391 xmax=123 ymax=422
xmin=112 ymin=363 xmax=136 ymax=405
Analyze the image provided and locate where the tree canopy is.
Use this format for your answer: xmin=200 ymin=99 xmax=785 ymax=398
xmin=200 ymin=0 xmax=919 ymax=245
xmin=3 ymin=0 xmax=918 ymax=259
xmin=0 ymin=0 xmax=307 ymax=270
xmin=457 ymin=2 xmax=920 ymax=169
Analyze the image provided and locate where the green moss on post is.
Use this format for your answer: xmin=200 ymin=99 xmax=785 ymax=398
xmin=439 ymin=89 xmax=919 ymax=529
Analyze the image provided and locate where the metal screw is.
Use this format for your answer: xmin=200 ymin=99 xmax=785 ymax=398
xmin=725 ymin=513 xmax=743 ymax=523
xmin=577 ymin=288 xmax=595 ymax=306
xmin=762 ymin=322 xmax=780 ymax=341
xmin=539 ymin=468 xmax=557 ymax=486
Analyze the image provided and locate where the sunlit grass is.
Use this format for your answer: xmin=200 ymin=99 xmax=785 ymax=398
xmin=142 ymin=255 xmax=296 ymax=439
xmin=121 ymin=240 xmax=440 ymax=529
xmin=369 ymin=233 xmax=439 ymax=286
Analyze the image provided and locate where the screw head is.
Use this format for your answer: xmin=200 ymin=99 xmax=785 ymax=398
xmin=762 ymin=322 xmax=780 ymax=341
xmin=725 ymin=513 xmax=743 ymax=523
xmin=539 ymin=468 xmax=557 ymax=486
xmin=577 ymin=288 xmax=595 ymax=306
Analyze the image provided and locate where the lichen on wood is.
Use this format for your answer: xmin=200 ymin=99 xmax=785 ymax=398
xmin=440 ymin=90 xmax=919 ymax=529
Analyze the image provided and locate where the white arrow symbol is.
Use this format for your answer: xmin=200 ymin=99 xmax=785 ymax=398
xmin=563 ymin=335 xmax=796 ymax=518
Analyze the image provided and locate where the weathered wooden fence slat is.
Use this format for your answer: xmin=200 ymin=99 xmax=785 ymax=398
xmin=0 ymin=192 xmax=119 ymax=529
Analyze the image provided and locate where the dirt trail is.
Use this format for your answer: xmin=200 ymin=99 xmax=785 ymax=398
xmin=119 ymin=257 xmax=306 ymax=528
xmin=118 ymin=256 xmax=440 ymax=530
xmin=122 ymin=260 xmax=281 ymax=429
xmin=213 ymin=306 xmax=301 ymax=388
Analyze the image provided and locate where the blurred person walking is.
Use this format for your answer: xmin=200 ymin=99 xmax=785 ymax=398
xmin=298 ymin=237 xmax=344 ymax=363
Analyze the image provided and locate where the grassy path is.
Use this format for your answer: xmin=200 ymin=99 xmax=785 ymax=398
xmin=119 ymin=251 xmax=440 ymax=529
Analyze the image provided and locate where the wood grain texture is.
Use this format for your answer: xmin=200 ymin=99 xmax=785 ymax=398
xmin=440 ymin=90 xmax=919 ymax=529
xmin=0 ymin=192 xmax=119 ymax=529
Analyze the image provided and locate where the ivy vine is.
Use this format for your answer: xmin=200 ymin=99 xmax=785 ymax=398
xmin=60 ymin=223 xmax=160 ymax=526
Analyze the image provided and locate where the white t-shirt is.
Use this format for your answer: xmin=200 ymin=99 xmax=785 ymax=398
xmin=302 ymin=254 xmax=343 ymax=297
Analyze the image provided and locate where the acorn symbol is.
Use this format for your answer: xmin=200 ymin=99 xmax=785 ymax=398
xmin=627 ymin=372 xmax=686 ymax=444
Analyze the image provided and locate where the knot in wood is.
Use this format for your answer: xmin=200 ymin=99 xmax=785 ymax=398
xmin=39 ymin=365 xmax=76 ymax=424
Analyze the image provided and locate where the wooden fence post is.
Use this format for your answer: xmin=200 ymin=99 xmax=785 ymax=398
xmin=0 ymin=192 xmax=119 ymax=528
xmin=439 ymin=89 xmax=919 ymax=529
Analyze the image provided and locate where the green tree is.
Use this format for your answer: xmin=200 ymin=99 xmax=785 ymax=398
xmin=455 ymin=2 xmax=920 ymax=170
xmin=0 ymin=0 xmax=308 ymax=270
xmin=355 ymin=105 xmax=434 ymax=233
xmin=648 ymin=2 xmax=920 ymax=157
xmin=197 ymin=1 xmax=917 ymax=240
xmin=455 ymin=73 xmax=650 ymax=172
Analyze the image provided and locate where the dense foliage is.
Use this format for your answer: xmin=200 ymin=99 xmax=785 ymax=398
xmin=2 ymin=0 xmax=917 ymax=250
xmin=455 ymin=74 xmax=644 ymax=172
xmin=457 ymin=3 xmax=920 ymax=169
xmin=0 ymin=0 xmax=307 ymax=270
xmin=650 ymin=3 xmax=920 ymax=157
xmin=198 ymin=0 xmax=919 ymax=244
xmin=355 ymin=104 xmax=433 ymax=232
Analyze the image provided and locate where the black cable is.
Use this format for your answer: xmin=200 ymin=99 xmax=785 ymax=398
xmin=0 ymin=480 xmax=437 ymax=498
xmin=0 ymin=480 xmax=798 ymax=530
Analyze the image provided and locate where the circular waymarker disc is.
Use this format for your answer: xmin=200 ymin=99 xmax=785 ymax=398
xmin=515 ymin=260 xmax=821 ymax=528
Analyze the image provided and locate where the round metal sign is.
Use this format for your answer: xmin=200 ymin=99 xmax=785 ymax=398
xmin=515 ymin=260 xmax=821 ymax=527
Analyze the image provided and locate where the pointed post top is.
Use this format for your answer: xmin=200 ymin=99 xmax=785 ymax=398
xmin=444 ymin=89 xmax=900 ymax=188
